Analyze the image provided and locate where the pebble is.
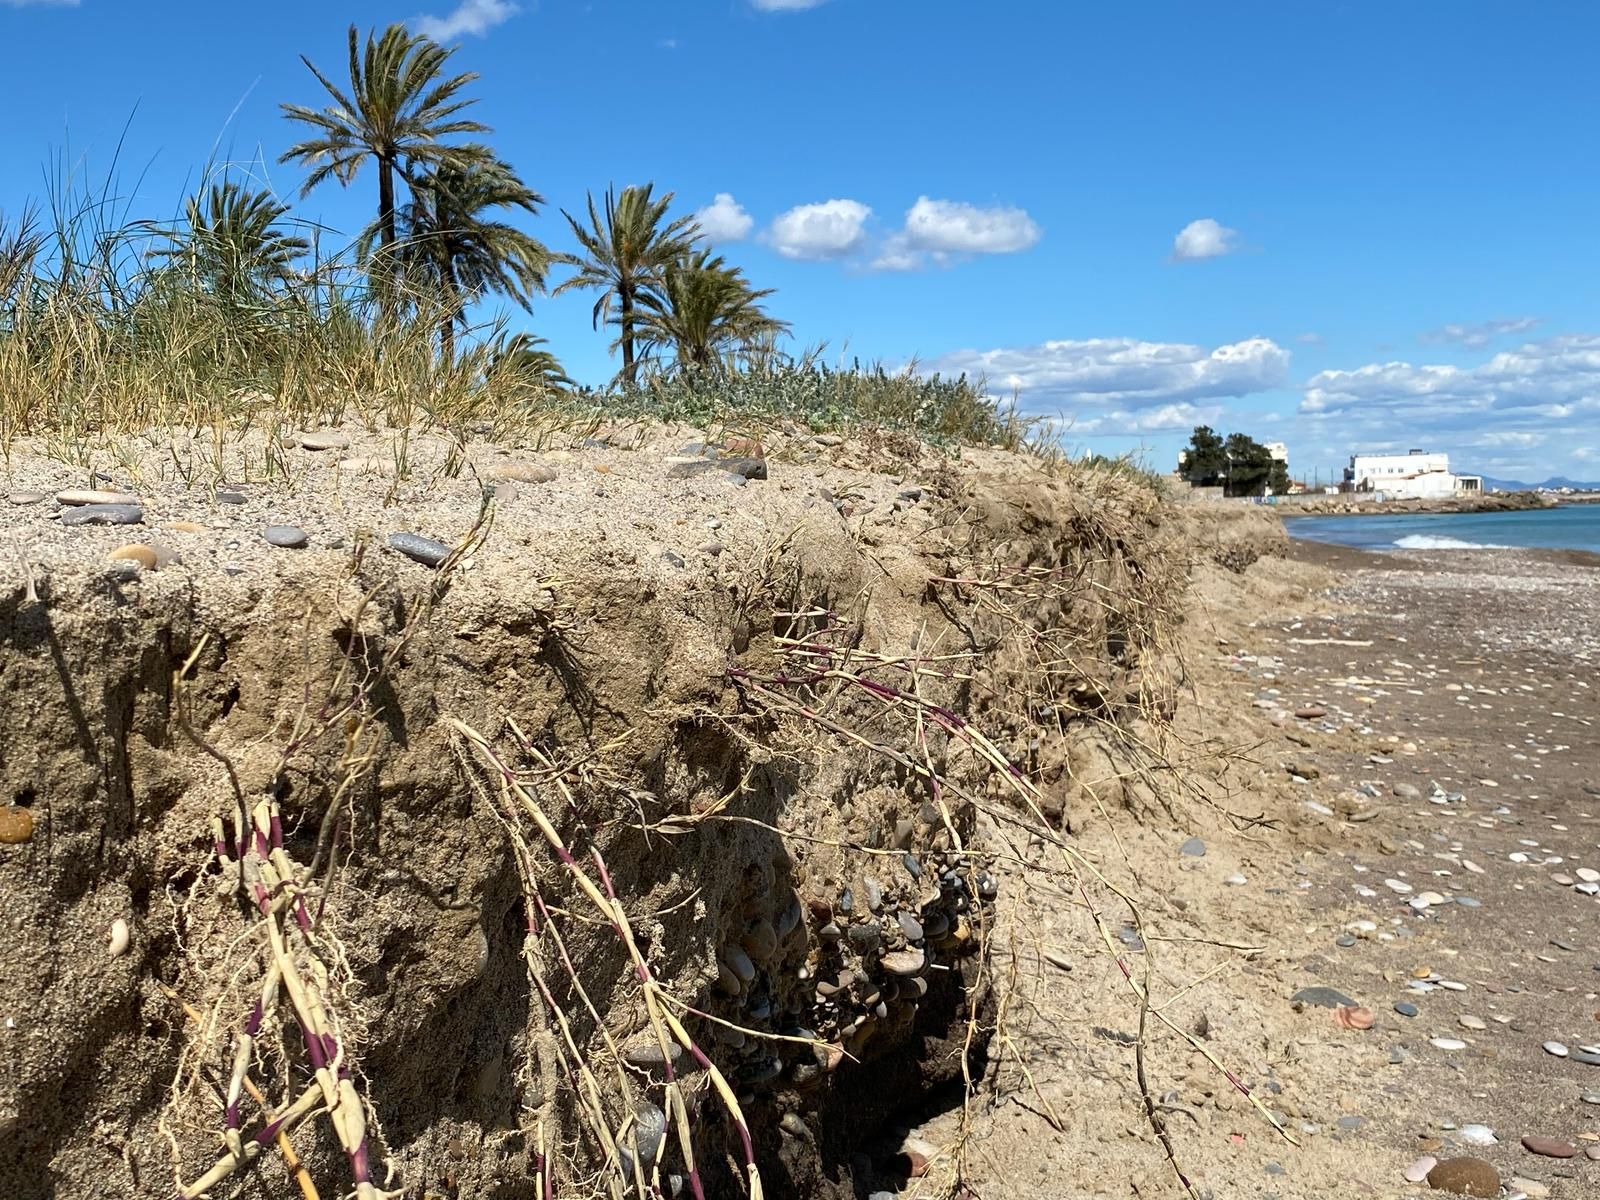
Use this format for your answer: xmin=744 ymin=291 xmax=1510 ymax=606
xmin=298 ymin=431 xmax=351 ymax=450
xmin=56 ymin=488 xmax=138 ymax=506
xmin=1291 ymin=985 xmax=1357 ymax=1009
xmin=847 ymin=924 xmax=881 ymax=954
xmin=1180 ymin=836 xmax=1206 ymax=857
xmin=1543 ymin=1041 xmax=1569 ymax=1058
xmin=722 ymin=945 xmax=756 ymax=984
xmin=1295 ymin=705 xmax=1327 ymax=719
xmin=486 ymin=461 xmax=556 ymax=484
xmin=1429 ymin=1038 xmax=1468 ymax=1051
xmin=1425 ymin=1156 xmax=1499 ymax=1196
xmin=1394 ymin=782 xmax=1423 ymax=800
xmin=1404 ymin=1155 xmax=1437 ymax=1183
xmin=1224 ymin=873 xmax=1248 ymax=886
xmin=61 ymin=503 xmax=143 ymax=526
xmin=0 ymin=806 xmax=35 ymax=844
xmin=623 ymin=1039 xmax=685 ymax=1076
xmin=1385 ymin=879 xmax=1414 ymax=894
xmin=1509 ymin=1178 xmax=1551 ymax=1199
xmin=387 ymin=532 xmax=451 ymax=567
xmin=1520 ymin=1135 xmax=1576 ymax=1158
xmin=1579 ymin=868 xmax=1600 ymax=883
xmin=1458 ymin=1015 xmax=1487 ymax=1030
xmin=1582 ymin=1091 xmax=1600 ymax=1105
xmin=215 ymin=490 xmax=246 ymax=505
xmin=263 ymin=525 xmax=308 ymax=549
xmin=880 ymin=949 xmax=926 ymax=977
xmin=7 ymin=491 xmax=47 ymax=505
xmin=107 ymin=544 xmax=157 ymax=569
xmin=1395 ymin=1001 xmax=1419 ymax=1018
xmin=862 ymin=877 xmax=883 ymax=912
xmin=897 ymin=913 xmax=923 ymax=942
xmin=741 ymin=920 xmax=777 ymax=961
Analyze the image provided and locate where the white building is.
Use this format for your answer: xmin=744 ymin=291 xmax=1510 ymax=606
xmin=1344 ymin=449 xmax=1482 ymax=499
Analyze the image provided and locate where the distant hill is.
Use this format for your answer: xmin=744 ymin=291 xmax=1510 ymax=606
xmin=1481 ymin=475 xmax=1600 ymax=492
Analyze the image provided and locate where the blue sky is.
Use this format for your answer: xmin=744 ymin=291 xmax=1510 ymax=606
xmin=4 ymin=0 xmax=1599 ymax=482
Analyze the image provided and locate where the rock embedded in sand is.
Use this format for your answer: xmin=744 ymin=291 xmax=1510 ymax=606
xmin=264 ymin=525 xmax=308 ymax=549
xmin=7 ymin=491 xmax=47 ymax=505
xmin=1424 ymin=1155 xmax=1499 ymax=1195
xmin=486 ymin=461 xmax=556 ymax=484
xmin=107 ymin=545 xmax=157 ymax=570
xmin=298 ymin=431 xmax=350 ymax=451
xmin=1179 ymin=836 xmax=1206 ymax=857
xmin=1294 ymin=705 xmax=1327 ymax=719
xmin=62 ymin=503 xmax=145 ymax=527
xmin=387 ymin=532 xmax=451 ymax=567
xmin=741 ymin=919 xmax=777 ymax=960
xmin=56 ymin=488 xmax=139 ymax=506
xmin=880 ymin=948 xmax=926 ymax=977
xmin=0 ymin=806 xmax=34 ymax=844
xmin=1394 ymin=782 xmax=1422 ymax=799
xmin=1520 ymin=1135 xmax=1576 ymax=1158
xmin=1291 ymin=985 xmax=1357 ymax=1009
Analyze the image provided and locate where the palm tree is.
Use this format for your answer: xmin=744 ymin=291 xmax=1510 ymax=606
xmin=382 ymin=155 xmax=551 ymax=361
xmin=490 ymin=331 xmax=574 ymax=394
xmin=555 ymin=184 xmax=697 ymax=385
xmin=151 ymin=180 xmax=309 ymax=304
xmin=631 ymin=249 xmax=789 ymax=375
xmin=280 ymin=23 xmax=489 ymax=258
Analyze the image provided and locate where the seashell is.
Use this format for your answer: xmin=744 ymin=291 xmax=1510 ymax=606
xmin=1333 ymin=1004 xmax=1374 ymax=1030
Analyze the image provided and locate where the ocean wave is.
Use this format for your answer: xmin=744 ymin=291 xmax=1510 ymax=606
xmin=1393 ymin=534 xmax=1510 ymax=550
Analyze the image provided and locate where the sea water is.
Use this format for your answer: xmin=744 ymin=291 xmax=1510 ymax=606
xmin=1285 ymin=504 xmax=1600 ymax=554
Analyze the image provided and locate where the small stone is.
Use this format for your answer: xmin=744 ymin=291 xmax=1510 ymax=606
xmin=6 ymin=491 xmax=47 ymax=505
xmin=1458 ymin=1124 xmax=1497 ymax=1146
xmin=1404 ymin=1155 xmax=1437 ymax=1183
xmin=1225 ymin=872 xmax=1248 ymax=886
xmin=1291 ymin=986 xmax=1357 ymax=1009
xmin=1578 ymin=868 xmax=1600 ymax=883
xmin=1394 ymin=782 xmax=1423 ymax=800
xmin=263 ymin=524 xmax=308 ymax=549
xmin=107 ymin=544 xmax=157 ymax=569
xmin=1581 ymin=1091 xmax=1600 ymax=1105
xmin=56 ymin=488 xmax=138 ymax=506
xmin=1295 ymin=705 xmax=1327 ymax=719
xmin=215 ymin=489 xmax=247 ymax=505
xmin=0 ymin=806 xmax=34 ymax=845
xmin=387 ymin=532 xmax=451 ymax=567
xmin=1458 ymin=1015 xmax=1486 ymax=1030
xmin=298 ymin=431 xmax=350 ymax=450
xmin=1180 ymin=836 xmax=1206 ymax=857
xmin=486 ymin=461 xmax=556 ymax=484
xmin=897 ymin=913 xmax=923 ymax=942
xmin=1429 ymin=1038 xmax=1468 ymax=1051
xmin=722 ymin=945 xmax=756 ymax=984
xmin=1425 ymin=1156 xmax=1499 ymax=1196
xmin=741 ymin=920 xmax=778 ymax=961
xmin=1509 ymin=1177 xmax=1551 ymax=1198
xmin=880 ymin=949 xmax=926 ymax=977
xmin=862 ymin=877 xmax=884 ymax=912
xmin=163 ymin=521 xmax=206 ymax=533
xmin=1336 ymin=933 xmax=1358 ymax=948
xmin=623 ymin=1039 xmax=685 ymax=1076
xmin=720 ymin=456 xmax=768 ymax=481
xmin=1543 ymin=1041 xmax=1569 ymax=1058
xmin=1520 ymin=1135 xmax=1576 ymax=1158
xmin=61 ymin=503 xmax=143 ymax=526
xmin=847 ymin=923 xmax=881 ymax=954
xmin=1395 ymin=1001 xmax=1419 ymax=1018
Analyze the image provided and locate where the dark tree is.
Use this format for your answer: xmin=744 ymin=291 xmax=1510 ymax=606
xmin=1180 ymin=425 xmax=1229 ymax=485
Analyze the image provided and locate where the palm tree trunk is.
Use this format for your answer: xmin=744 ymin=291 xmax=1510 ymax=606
xmin=619 ymin=279 xmax=636 ymax=385
xmin=379 ymin=158 xmax=397 ymax=250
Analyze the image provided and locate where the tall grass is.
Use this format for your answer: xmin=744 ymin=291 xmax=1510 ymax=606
xmin=0 ymin=162 xmax=1039 ymax=462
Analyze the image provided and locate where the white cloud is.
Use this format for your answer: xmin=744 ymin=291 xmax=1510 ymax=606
xmin=1418 ymin=316 xmax=1540 ymax=348
xmin=768 ymin=199 xmax=871 ymax=260
xmin=414 ymin=0 xmax=518 ymax=40
xmin=901 ymin=197 xmax=1040 ymax=256
xmin=1072 ymin=403 xmax=1226 ymax=435
xmin=1171 ymin=217 xmax=1240 ymax=262
xmin=1303 ymin=335 xmax=1600 ymax=422
xmin=926 ymin=336 xmax=1290 ymax=414
xmin=751 ymin=0 xmax=829 ymax=9
xmin=692 ymin=193 xmax=754 ymax=242
xmin=868 ymin=197 xmax=1040 ymax=270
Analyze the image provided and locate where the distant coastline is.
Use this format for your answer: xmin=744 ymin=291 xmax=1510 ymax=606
xmin=1274 ymin=490 xmax=1554 ymax=517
